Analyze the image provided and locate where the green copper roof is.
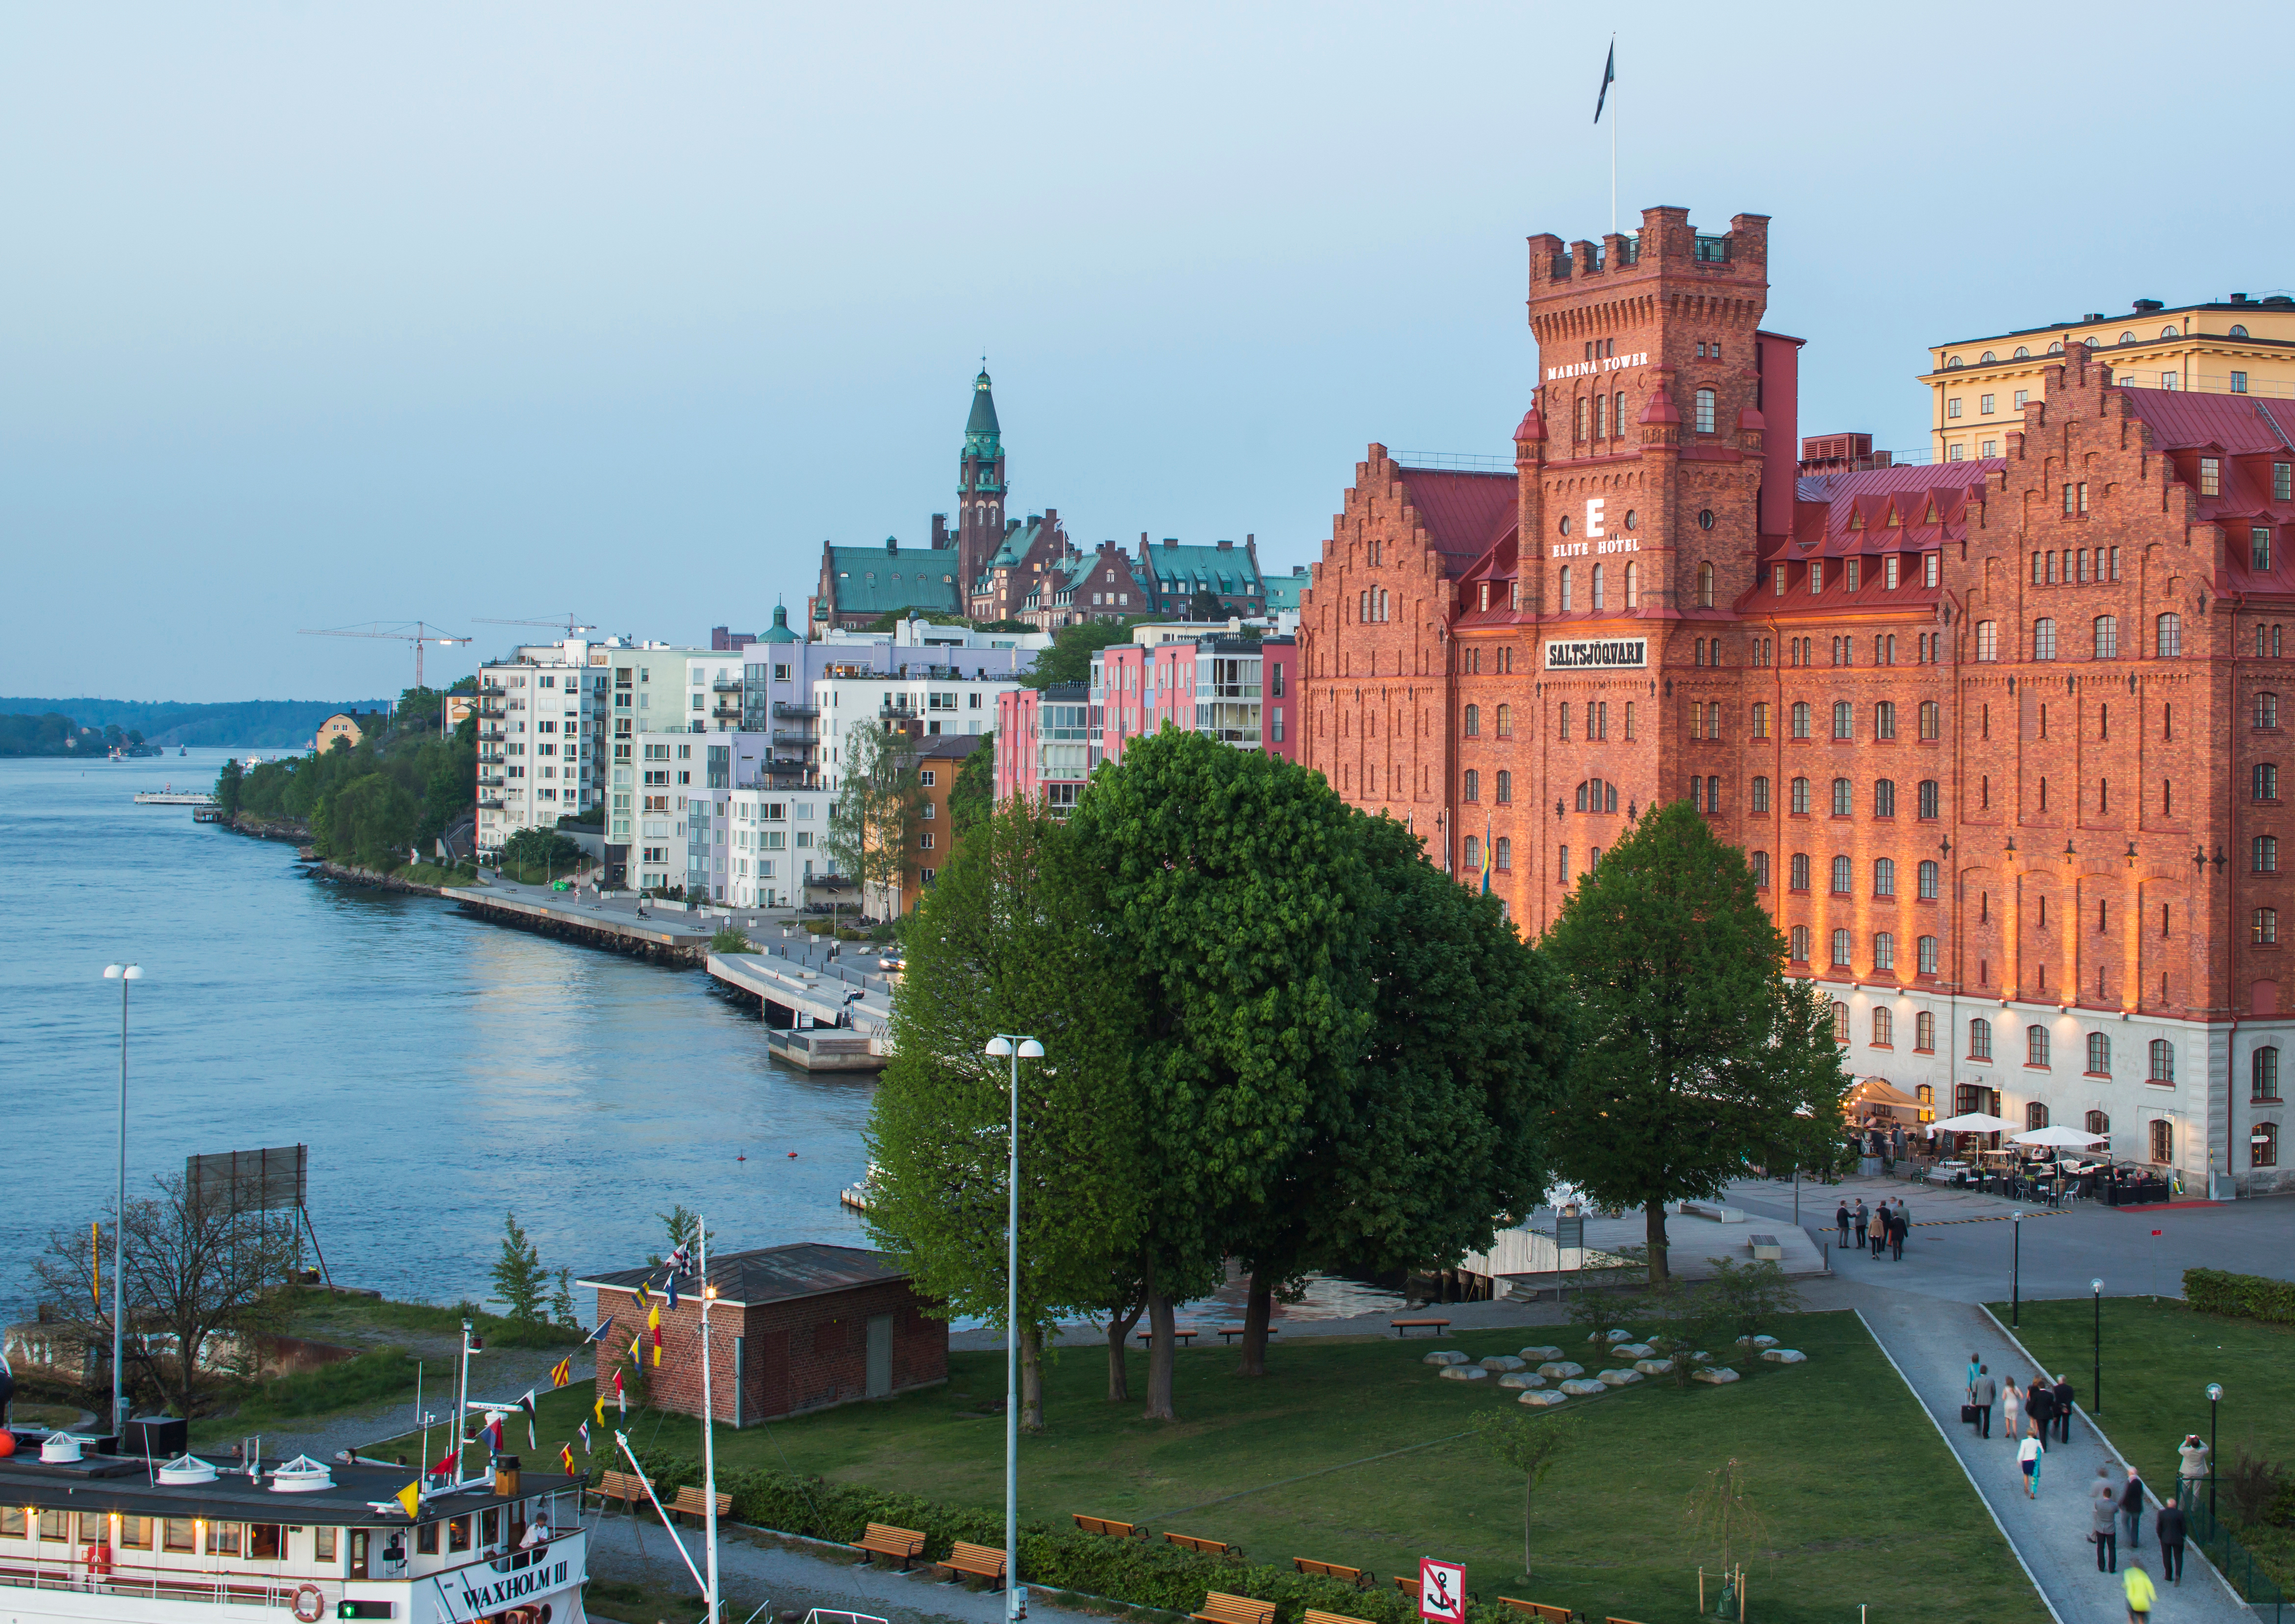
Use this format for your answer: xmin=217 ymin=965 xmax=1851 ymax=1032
xmin=825 ymin=544 xmax=962 ymax=616
xmin=757 ymin=603 xmax=801 ymax=644
xmin=964 ymin=368 xmax=1001 ymax=457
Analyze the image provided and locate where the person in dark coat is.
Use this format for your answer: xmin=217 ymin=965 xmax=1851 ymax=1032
xmin=1853 ymin=1200 xmax=1870 ymax=1251
xmin=2027 ymin=1379 xmax=2056 ymax=1448
xmin=2120 ymin=1467 xmax=2146 ymax=1549
xmin=2155 ymin=1500 xmax=2186 ymax=1582
xmin=2093 ymin=1466 xmax=2121 ymax=1572
xmin=1888 ymin=1204 xmax=1908 ymax=1260
xmin=2052 ymin=1373 xmax=2075 ymax=1443
xmin=1837 ymin=1202 xmax=1852 ymax=1247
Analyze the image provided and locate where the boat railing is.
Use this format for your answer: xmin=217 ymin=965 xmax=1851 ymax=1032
xmin=0 ymin=1558 xmax=319 ymax=1609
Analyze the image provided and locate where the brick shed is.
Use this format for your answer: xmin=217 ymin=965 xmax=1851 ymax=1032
xmin=580 ymin=1243 xmax=946 ymax=1425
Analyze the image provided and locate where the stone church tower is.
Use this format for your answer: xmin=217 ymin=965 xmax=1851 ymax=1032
xmin=952 ymin=368 xmax=1007 ymax=594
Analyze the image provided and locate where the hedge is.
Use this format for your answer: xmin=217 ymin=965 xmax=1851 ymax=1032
xmin=2184 ymin=1268 xmax=2295 ymax=1325
xmin=624 ymin=1448 xmax=1514 ymax=1624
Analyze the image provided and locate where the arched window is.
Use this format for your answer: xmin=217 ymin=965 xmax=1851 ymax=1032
xmin=1695 ymin=388 xmax=1717 ymax=433
xmin=1495 ymin=704 xmax=1513 ymax=736
xmin=1575 ymin=397 xmax=1589 ymax=441
xmin=2157 ymin=613 xmax=2183 ymax=657
xmin=2233 ymin=323 xmax=2252 ymax=339
xmin=1574 ymin=781 xmax=1587 ymax=811
xmin=1874 ymin=779 xmax=1897 ymax=818
xmin=2028 ymin=1025 xmax=2050 ymax=1066
xmin=1873 ymin=1007 xmax=1893 ymax=1045
xmin=1751 ymin=775 xmax=1771 ymax=812
xmin=1463 ymin=769 xmax=1479 ymax=802
xmin=2086 ymin=1110 xmax=2110 ymax=1137
xmin=1874 ymin=857 xmax=1897 ymax=895
xmin=1917 ymin=934 xmax=1938 ymax=975
xmin=1751 ymin=851 xmax=1771 ymax=887
xmin=1915 ymin=1011 xmax=1936 ymax=1051
xmin=1494 ymin=837 xmax=1512 ymax=870
xmin=1495 ymin=769 xmax=1512 ymax=803
xmin=1873 ymin=931 xmax=1895 ymax=970
xmin=1970 ymin=1017 xmax=1992 ymax=1060
xmin=1790 ymin=925 xmax=1810 ymax=962
xmin=1558 ymin=565 xmax=1574 ymax=611
xmin=1976 ymin=621 xmax=1999 ymax=661
xmin=2149 ymin=1039 xmax=2175 ymax=1083
xmin=2255 ymin=908 xmax=2277 ymax=945
xmin=1791 ymin=702 xmax=1811 ymax=738
xmin=1830 ymin=998 xmax=1849 ymax=1039
xmin=2149 ymin=1119 xmax=2174 ymax=1164
xmin=1831 ymin=854 xmax=1852 ymax=893
xmin=1919 ymin=701 xmax=1941 ymax=739
xmin=1833 ymin=700 xmax=1854 ymax=739
xmin=1591 ymin=563 xmax=1606 ymax=610
xmin=1918 ymin=859 xmax=1939 ymax=898
xmin=2256 ymin=692 xmax=2279 ymax=729
xmin=2094 ymin=615 xmax=2119 ymax=659
xmin=1698 ymin=561 xmax=1715 ymax=608
xmin=1980 ymin=350 xmax=1996 ymax=363
xmin=2032 ymin=618 xmax=2057 ymax=660
xmin=2014 ymin=345 xmax=2031 ymax=358
xmin=1790 ymin=776 xmax=1810 ymax=813
xmin=2254 ymin=1046 xmax=2281 ymax=1103
xmin=1831 ymin=778 xmax=1853 ymax=816
xmin=2088 ymin=1033 xmax=2111 ymax=1075
xmin=2027 ymin=1101 xmax=2049 ymax=1131
xmin=1790 ymin=852 xmax=1810 ymax=890
xmin=1918 ymin=780 xmax=1940 ymax=819
xmin=2048 ymin=340 xmax=2064 ymax=355
xmin=1624 ymin=561 xmax=1640 ymax=608
xmin=1462 ymin=835 xmax=1480 ymax=869
xmin=1830 ymin=929 xmax=1851 ymax=967
xmin=1464 ymin=705 xmax=1480 ymax=736
xmin=2256 ymin=1122 xmax=2281 ymax=1169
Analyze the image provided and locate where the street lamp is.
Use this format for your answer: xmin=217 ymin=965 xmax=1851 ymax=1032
xmin=101 ymin=963 xmax=143 ymax=1440
xmin=984 ymin=1033 xmax=1044 ymax=1624
xmin=2011 ymin=1212 xmax=2022 ymax=1328
xmin=2207 ymin=1382 xmax=2224 ymax=1520
xmin=2091 ymin=1278 xmax=2105 ymax=1420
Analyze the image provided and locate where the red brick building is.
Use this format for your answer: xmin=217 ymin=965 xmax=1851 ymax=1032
xmin=1300 ymin=203 xmax=2293 ymax=1197
xmin=580 ymin=1244 xmax=946 ymax=1424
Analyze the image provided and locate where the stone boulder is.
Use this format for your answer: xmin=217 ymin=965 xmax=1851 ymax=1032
xmin=1596 ymin=1368 xmax=1644 ymax=1387
xmin=1535 ymin=1361 xmax=1585 ymax=1380
xmin=1479 ymin=1354 xmax=1527 ymax=1372
xmin=1439 ymin=1364 xmax=1489 ymax=1381
xmin=1557 ymin=1377 xmax=1607 ymax=1396
xmin=1518 ymin=1345 xmax=1564 ymax=1362
xmin=1759 ymin=1348 xmax=1808 ymax=1364
xmin=1424 ymin=1350 xmax=1470 ymax=1366
xmin=1517 ymin=1389 xmax=1569 ymax=1408
xmin=1496 ymin=1371 xmax=1548 ymax=1390
xmin=1691 ymin=1367 xmax=1742 ymax=1385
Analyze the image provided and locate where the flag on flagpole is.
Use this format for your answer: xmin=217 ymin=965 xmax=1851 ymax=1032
xmin=1594 ymin=41 xmax=1615 ymax=123
xmin=483 ymin=1413 xmax=505 ymax=1453
xmin=629 ymin=1329 xmax=643 ymax=1364
xmin=549 ymin=1356 xmax=572 ymax=1389
xmin=579 ymin=1419 xmax=591 ymax=1455
xmin=593 ymin=1392 xmax=607 ymax=1426
xmin=612 ymin=1368 xmax=627 ymax=1417
xmin=518 ymin=1391 xmax=538 ymax=1450
xmin=1481 ymin=819 xmax=1494 ymax=895
xmin=584 ymin=1316 xmax=615 ymax=1346
xmin=664 ymin=1274 xmax=679 ymax=1312
xmin=395 ymin=1481 xmax=422 ymax=1519
xmin=560 ymin=1443 xmax=574 ymax=1475
xmin=432 ymin=1445 xmax=459 ymax=1479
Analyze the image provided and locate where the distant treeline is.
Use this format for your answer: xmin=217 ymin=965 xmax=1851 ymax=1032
xmin=0 ymin=698 xmax=390 ymax=749
xmin=0 ymin=712 xmax=84 ymax=756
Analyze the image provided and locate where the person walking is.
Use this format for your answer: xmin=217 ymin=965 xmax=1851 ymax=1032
xmin=1888 ymin=1203 xmax=1908 ymax=1261
xmin=1853 ymin=1200 xmax=1869 ymax=1251
xmin=2027 ymin=1378 xmax=2055 ymax=1449
xmin=2124 ymin=1557 xmax=2155 ymax=1624
xmin=2178 ymin=1435 xmax=2212 ymax=1509
xmin=1966 ymin=1352 xmax=1982 ymax=1404
xmin=2001 ymin=1373 xmax=2022 ymax=1445
xmin=1971 ymin=1365 xmax=1996 ymax=1438
xmin=2093 ymin=1466 xmax=2121 ymax=1572
xmin=2018 ymin=1425 xmax=2044 ymax=1497
xmin=1871 ymin=1204 xmax=1888 ymax=1257
xmin=2120 ymin=1466 xmax=2146 ymax=1550
xmin=2051 ymin=1372 xmax=2075 ymax=1443
xmin=1838 ymin=1202 xmax=1853 ymax=1248
xmin=2155 ymin=1500 xmax=2186 ymax=1583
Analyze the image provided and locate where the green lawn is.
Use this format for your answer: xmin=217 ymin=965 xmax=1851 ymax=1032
xmin=396 ymin=1314 xmax=2044 ymax=1624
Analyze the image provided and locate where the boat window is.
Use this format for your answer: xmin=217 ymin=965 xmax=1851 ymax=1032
xmin=480 ymin=1509 xmax=502 ymax=1549
xmin=77 ymin=1512 xmax=105 ymax=1543
xmin=120 ymin=1516 xmax=153 ymax=1550
xmin=164 ymin=1518 xmax=197 ymax=1552
xmin=448 ymin=1516 xmax=472 ymax=1553
xmin=249 ymin=1524 xmax=283 ymax=1560
xmin=212 ymin=1522 xmax=243 ymax=1557
xmin=414 ymin=1522 xmax=437 ymax=1556
xmin=317 ymin=1527 xmax=340 ymax=1562
xmin=40 ymin=1510 xmax=71 ymax=1542
xmin=350 ymin=1529 xmax=370 ymax=1581
xmin=0 ymin=1507 xmax=22 ymax=1537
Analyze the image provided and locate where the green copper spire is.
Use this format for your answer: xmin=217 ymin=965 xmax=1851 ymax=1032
xmin=965 ymin=366 xmax=1001 ymax=455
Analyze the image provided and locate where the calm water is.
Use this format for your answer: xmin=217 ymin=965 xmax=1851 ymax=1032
xmin=0 ymin=753 xmax=872 ymax=1322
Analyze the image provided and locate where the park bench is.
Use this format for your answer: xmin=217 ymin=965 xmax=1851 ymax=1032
xmin=938 ymin=1541 xmax=1008 ymax=1589
xmin=668 ymin=1486 xmax=730 ymax=1526
xmin=1390 ymin=1319 xmax=1450 ymax=1337
xmin=1192 ymin=1594 xmax=1274 ymax=1624
xmin=1293 ymin=1559 xmax=1364 ymax=1587
xmin=1305 ymin=1610 xmax=1375 ymax=1624
xmin=1392 ymin=1576 xmax=1421 ymax=1599
xmin=1497 ymin=1602 xmax=1576 ymax=1624
xmin=1072 ymin=1515 xmax=1140 ymax=1539
xmin=588 ymin=1471 xmax=647 ymax=1516
xmin=1215 ymin=1325 xmax=1277 ymax=1345
xmin=854 ymin=1523 xmax=927 ymax=1569
xmin=1606 ymin=1617 xmax=1654 ymax=1624
xmin=1137 ymin=1328 xmax=1200 ymax=1346
xmin=1165 ymin=1532 xmax=1234 ymax=1557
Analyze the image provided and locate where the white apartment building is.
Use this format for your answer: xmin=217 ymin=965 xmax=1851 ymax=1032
xmin=476 ymin=636 xmax=613 ymax=858
xmin=813 ymin=665 xmax=1020 ymax=791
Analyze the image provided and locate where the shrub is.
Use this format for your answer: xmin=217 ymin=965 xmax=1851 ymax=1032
xmin=2225 ymin=1442 xmax=2287 ymax=1527
xmin=710 ymin=929 xmax=755 ymax=954
xmin=2184 ymin=1269 xmax=2295 ymax=1325
xmin=228 ymin=1347 xmax=418 ymax=1423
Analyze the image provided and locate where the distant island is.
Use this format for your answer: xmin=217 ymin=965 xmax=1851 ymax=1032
xmin=0 ymin=696 xmax=391 ymax=750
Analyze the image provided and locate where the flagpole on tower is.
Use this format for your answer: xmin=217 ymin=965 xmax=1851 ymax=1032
xmin=1596 ymin=36 xmax=1617 ymax=237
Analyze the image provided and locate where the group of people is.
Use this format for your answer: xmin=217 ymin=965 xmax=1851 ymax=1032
xmin=1964 ymin=1359 xmax=2074 ymax=1448
xmin=1835 ymin=1197 xmax=1911 ymax=1261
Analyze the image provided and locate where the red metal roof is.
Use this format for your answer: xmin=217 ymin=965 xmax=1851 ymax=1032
xmin=1396 ymin=468 xmax=1518 ymax=564
xmin=2119 ymin=387 xmax=2295 ymax=457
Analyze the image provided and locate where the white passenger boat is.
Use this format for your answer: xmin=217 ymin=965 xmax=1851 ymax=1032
xmin=0 ymin=1431 xmax=587 ymax=1624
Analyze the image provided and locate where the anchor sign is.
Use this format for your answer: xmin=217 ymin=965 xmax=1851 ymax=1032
xmin=1418 ymin=1559 xmax=1465 ymax=1624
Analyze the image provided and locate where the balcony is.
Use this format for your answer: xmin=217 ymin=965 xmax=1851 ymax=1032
xmin=773 ymin=701 xmax=819 ymax=719
xmin=713 ymin=678 xmax=744 ymax=692
xmin=478 ymin=794 xmax=507 ymax=810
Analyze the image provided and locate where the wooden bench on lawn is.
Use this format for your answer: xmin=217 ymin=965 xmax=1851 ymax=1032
xmin=1305 ymin=1610 xmax=1376 ymax=1624
xmin=1137 ymin=1328 xmax=1200 ymax=1346
xmin=938 ymin=1541 xmax=1008 ymax=1589
xmin=1165 ymin=1532 xmax=1234 ymax=1557
xmin=1496 ymin=1602 xmax=1576 ymax=1624
xmin=1191 ymin=1594 xmax=1274 ymax=1624
xmin=1214 ymin=1325 xmax=1277 ymax=1345
xmin=1392 ymin=1576 xmax=1422 ymax=1599
xmin=854 ymin=1523 xmax=927 ymax=1570
xmin=1390 ymin=1318 xmax=1451 ymax=1337
xmin=1293 ymin=1559 xmax=1365 ymax=1587
xmin=667 ymin=1486 xmax=731 ymax=1526
xmin=1072 ymin=1515 xmax=1140 ymax=1539
xmin=589 ymin=1471 xmax=647 ymax=1516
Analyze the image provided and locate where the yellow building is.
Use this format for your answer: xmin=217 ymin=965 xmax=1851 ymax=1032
xmin=312 ymin=709 xmax=385 ymax=751
xmin=1923 ymin=293 xmax=2295 ymax=463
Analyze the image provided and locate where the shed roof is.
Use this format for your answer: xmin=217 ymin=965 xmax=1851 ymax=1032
xmin=581 ymin=1243 xmax=912 ymax=1307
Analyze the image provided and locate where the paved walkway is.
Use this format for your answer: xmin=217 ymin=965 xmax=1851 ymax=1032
xmin=1848 ymin=1286 xmax=2249 ymax=1624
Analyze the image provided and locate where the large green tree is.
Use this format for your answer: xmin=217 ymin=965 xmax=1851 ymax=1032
xmin=1544 ymin=801 xmax=1851 ymax=1281
xmin=1068 ymin=729 xmax=1368 ymax=1420
xmin=313 ymin=772 xmax=422 ymax=869
xmin=1017 ymin=617 xmax=1146 ymax=691
xmin=865 ymin=801 xmax=1148 ymax=1429
xmin=824 ymin=720 xmax=920 ymax=918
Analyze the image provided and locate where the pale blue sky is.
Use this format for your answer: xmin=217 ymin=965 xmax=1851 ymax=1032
xmin=4 ymin=0 xmax=2287 ymax=699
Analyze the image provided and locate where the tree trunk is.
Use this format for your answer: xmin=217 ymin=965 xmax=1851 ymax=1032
xmin=1143 ymin=1290 xmax=1177 ymax=1421
xmin=1239 ymin=1264 xmax=1275 ymax=1377
xmin=1020 ymin=1324 xmax=1046 ymax=1432
xmin=1645 ymin=1198 xmax=1672 ymax=1283
xmin=1523 ymin=1484 xmax=1533 ymax=1580
xmin=1105 ymin=1301 xmax=1144 ymax=1401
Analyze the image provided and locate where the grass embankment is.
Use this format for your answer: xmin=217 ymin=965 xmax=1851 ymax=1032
xmin=411 ymin=1314 xmax=2042 ymax=1624
xmin=1989 ymin=1295 xmax=2295 ymax=1586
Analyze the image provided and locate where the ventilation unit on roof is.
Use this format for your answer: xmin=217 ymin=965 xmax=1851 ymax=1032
xmin=2133 ymin=300 xmax=2164 ymax=313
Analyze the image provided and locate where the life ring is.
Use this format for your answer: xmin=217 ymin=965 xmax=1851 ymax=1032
xmin=293 ymin=1582 xmax=328 ymax=1622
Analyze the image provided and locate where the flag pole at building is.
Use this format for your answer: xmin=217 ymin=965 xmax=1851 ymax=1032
xmin=1596 ymin=38 xmax=1616 ymax=236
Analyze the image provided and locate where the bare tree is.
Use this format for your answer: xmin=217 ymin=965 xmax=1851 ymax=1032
xmin=34 ymin=1172 xmax=298 ymax=1417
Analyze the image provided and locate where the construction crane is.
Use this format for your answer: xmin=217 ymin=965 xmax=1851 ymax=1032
xmin=298 ymin=621 xmax=469 ymax=689
xmin=474 ymin=614 xmax=596 ymax=638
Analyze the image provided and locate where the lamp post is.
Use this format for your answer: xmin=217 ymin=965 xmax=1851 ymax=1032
xmin=984 ymin=1033 xmax=1044 ymax=1624
xmin=2091 ymin=1278 xmax=2104 ymax=1419
xmin=2207 ymin=1382 xmax=2223 ymax=1520
xmin=2011 ymin=1212 xmax=2021 ymax=1328
xmin=101 ymin=963 xmax=143 ymax=1439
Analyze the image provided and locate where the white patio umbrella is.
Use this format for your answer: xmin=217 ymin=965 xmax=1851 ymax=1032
xmin=2010 ymin=1124 xmax=2111 ymax=1148
xmin=1930 ymin=1112 xmax=2017 ymax=1134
